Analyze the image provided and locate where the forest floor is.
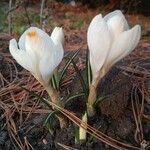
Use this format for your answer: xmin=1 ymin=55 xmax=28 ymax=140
xmin=0 ymin=1 xmax=150 ymax=150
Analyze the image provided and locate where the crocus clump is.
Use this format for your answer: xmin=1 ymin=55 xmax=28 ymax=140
xmin=87 ymin=10 xmax=141 ymax=116
xmin=9 ymin=27 xmax=64 ymax=87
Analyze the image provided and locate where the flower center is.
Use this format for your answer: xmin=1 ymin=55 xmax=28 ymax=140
xmin=27 ymin=31 xmax=37 ymax=38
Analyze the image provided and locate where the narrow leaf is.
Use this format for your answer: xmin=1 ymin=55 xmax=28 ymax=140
xmin=59 ymin=49 xmax=80 ymax=86
xmin=64 ymin=93 xmax=85 ymax=107
xmin=93 ymin=96 xmax=107 ymax=107
xmin=85 ymin=49 xmax=92 ymax=89
xmin=74 ymin=125 xmax=80 ymax=144
xmin=44 ymin=111 xmax=56 ymax=135
xmin=51 ymin=74 xmax=58 ymax=90
xmin=71 ymin=60 xmax=88 ymax=97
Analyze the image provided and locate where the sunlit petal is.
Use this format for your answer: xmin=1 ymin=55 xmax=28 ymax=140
xmin=39 ymin=44 xmax=64 ymax=84
xmin=104 ymin=10 xmax=129 ymax=39
xmin=25 ymin=27 xmax=54 ymax=59
xmin=51 ymin=27 xmax=64 ymax=45
xmin=87 ymin=14 xmax=112 ymax=77
xmin=105 ymin=25 xmax=141 ymax=69
xmin=9 ymin=39 xmax=35 ymax=73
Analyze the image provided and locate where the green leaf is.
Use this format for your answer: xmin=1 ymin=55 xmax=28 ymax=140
xmin=93 ymin=96 xmax=107 ymax=107
xmin=74 ymin=125 xmax=80 ymax=144
xmin=64 ymin=93 xmax=85 ymax=107
xmin=86 ymin=49 xmax=92 ymax=88
xmin=71 ymin=60 xmax=88 ymax=98
xmin=59 ymin=50 xmax=80 ymax=86
xmin=51 ymin=74 xmax=58 ymax=90
xmin=51 ymin=68 xmax=60 ymax=90
xmin=44 ymin=111 xmax=56 ymax=135
xmin=85 ymin=49 xmax=89 ymax=88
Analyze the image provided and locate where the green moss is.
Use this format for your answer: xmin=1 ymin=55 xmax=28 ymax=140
xmin=47 ymin=16 xmax=60 ymax=28
xmin=12 ymin=11 xmax=40 ymax=34
xmin=70 ymin=18 xmax=85 ymax=30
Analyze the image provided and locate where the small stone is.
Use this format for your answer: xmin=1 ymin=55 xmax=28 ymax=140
xmin=43 ymin=138 xmax=48 ymax=145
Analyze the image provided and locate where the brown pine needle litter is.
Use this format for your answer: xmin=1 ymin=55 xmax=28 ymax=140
xmin=0 ymin=36 xmax=150 ymax=149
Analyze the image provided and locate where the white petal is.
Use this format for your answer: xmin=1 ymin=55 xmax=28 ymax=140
xmin=105 ymin=25 xmax=141 ymax=69
xmin=9 ymin=39 xmax=35 ymax=73
xmin=39 ymin=44 xmax=64 ymax=84
xmin=18 ymin=32 xmax=26 ymax=51
xmin=19 ymin=27 xmax=52 ymax=49
xmin=87 ymin=14 xmax=111 ymax=77
xmin=51 ymin=27 xmax=64 ymax=45
xmin=104 ymin=10 xmax=129 ymax=39
xmin=24 ymin=27 xmax=54 ymax=60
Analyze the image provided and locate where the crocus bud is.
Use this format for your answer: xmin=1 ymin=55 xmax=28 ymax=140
xmin=79 ymin=113 xmax=87 ymax=141
xmin=9 ymin=27 xmax=64 ymax=86
xmin=88 ymin=10 xmax=141 ymax=86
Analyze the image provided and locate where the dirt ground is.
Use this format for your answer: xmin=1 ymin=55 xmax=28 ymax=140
xmin=0 ymin=1 xmax=150 ymax=150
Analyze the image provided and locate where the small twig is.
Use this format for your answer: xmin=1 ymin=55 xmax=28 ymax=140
xmin=24 ymin=136 xmax=34 ymax=150
xmin=6 ymin=3 xmax=23 ymax=15
xmin=57 ymin=142 xmax=78 ymax=150
xmin=8 ymin=0 xmax=12 ymax=35
xmin=143 ymin=114 xmax=150 ymax=119
xmin=40 ymin=0 xmax=46 ymax=27
xmin=23 ymin=1 xmax=31 ymax=26
xmin=131 ymin=86 xmax=144 ymax=145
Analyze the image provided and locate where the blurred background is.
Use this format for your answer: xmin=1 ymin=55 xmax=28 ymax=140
xmin=0 ymin=0 xmax=149 ymax=48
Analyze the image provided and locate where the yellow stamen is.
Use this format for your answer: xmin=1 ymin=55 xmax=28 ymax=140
xmin=27 ymin=31 xmax=37 ymax=37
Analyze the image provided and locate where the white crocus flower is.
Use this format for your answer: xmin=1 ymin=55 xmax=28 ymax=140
xmin=9 ymin=27 xmax=64 ymax=86
xmin=87 ymin=10 xmax=141 ymax=116
xmin=88 ymin=10 xmax=141 ymax=86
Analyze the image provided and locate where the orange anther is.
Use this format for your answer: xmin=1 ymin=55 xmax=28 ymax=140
xmin=27 ymin=31 xmax=37 ymax=37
